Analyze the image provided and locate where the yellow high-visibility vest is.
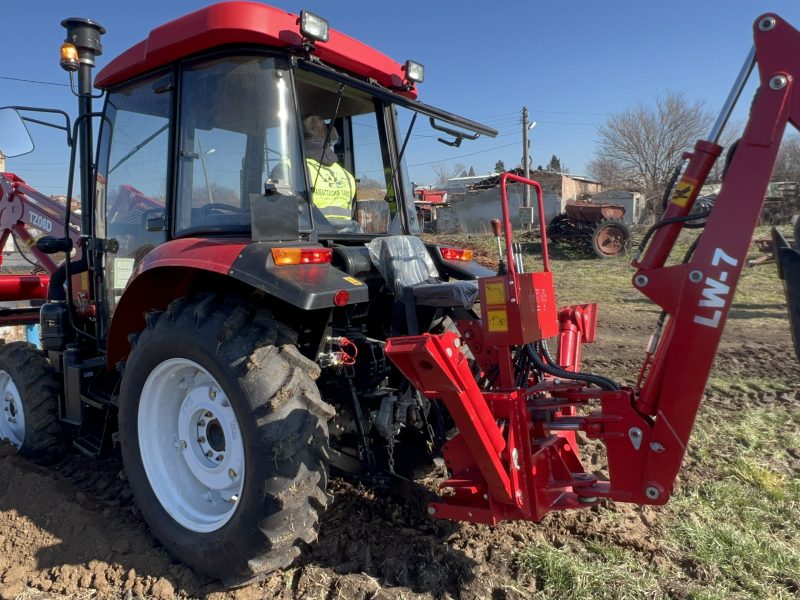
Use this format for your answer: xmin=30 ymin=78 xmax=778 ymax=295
xmin=306 ymin=158 xmax=356 ymax=220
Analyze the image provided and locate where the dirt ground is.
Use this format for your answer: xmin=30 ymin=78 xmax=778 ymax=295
xmin=0 ymin=238 xmax=798 ymax=600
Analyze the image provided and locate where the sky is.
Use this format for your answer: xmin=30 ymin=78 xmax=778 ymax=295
xmin=2 ymin=0 xmax=800 ymax=193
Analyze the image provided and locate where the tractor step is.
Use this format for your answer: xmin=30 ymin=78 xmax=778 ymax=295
xmin=73 ymin=434 xmax=104 ymax=457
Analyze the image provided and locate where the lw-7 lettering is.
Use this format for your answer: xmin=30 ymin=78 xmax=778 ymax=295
xmin=693 ymin=247 xmax=739 ymax=329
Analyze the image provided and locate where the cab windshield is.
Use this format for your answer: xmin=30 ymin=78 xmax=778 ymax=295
xmin=176 ymin=55 xmax=310 ymax=235
xmin=175 ymin=55 xmax=418 ymax=238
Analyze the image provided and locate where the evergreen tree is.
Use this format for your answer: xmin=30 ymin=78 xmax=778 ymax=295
xmin=547 ymin=154 xmax=562 ymax=172
xmin=494 ymin=160 xmax=506 ymax=173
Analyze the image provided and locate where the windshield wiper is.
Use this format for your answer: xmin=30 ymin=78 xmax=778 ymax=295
xmin=109 ymin=123 xmax=169 ymax=174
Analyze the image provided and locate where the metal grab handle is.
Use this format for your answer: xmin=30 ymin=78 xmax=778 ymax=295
xmin=498 ymin=172 xmax=550 ymax=273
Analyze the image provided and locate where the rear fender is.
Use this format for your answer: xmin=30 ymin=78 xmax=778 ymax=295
xmin=106 ymin=238 xmax=368 ymax=369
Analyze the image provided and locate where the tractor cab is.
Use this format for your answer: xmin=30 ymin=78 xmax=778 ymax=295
xmin=86 ymin=4 xmax=496 ymax=329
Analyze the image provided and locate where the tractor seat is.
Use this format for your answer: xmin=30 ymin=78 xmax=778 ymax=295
xmin=366 ymin=236 xmax=478 ymax=309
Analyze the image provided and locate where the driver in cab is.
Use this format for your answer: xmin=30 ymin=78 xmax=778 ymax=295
xmin=302 ymin=115 xmax=356 ymax=222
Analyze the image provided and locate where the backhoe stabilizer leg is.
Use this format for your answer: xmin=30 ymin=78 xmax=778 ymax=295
xmin=773 ymin=226 xmax=800 ymax=361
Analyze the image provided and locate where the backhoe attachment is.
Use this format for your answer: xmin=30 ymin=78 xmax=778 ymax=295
xmin=388 ymin=11 xmax=800 ymax=522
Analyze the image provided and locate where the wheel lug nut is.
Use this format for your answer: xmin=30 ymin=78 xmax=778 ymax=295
xmin=228 ymin=468 xmax=237 ymax=479
xmin=197 ymin=436 xmax=206 ymax=443
xmin=209 ymin=389 xmax=217 ymax=400
xmin=205 ymin=411 xmax=213 ymax=418
xmin=216 ymin=455 xmax=224 ymax=462
xmin=205 ymin=450 xmax=213 ymax=458
xmin=198 ymin=419 xmax=206 ymax=426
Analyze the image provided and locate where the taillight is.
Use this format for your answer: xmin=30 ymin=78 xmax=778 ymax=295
xmin=440 ymin=246 xmax=474 ymax=261
xmin=333 ymin=290 xmax=350 ymax=306
xmin=271 ymin=247 xmax=332 ymax=265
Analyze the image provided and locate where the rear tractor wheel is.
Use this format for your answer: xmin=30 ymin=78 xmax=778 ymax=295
xmin=591 ymin=218 xmax=632 ymax=258
xmin=0 ymin=341 xmax=62 ymax=462
xmin=118 ymin=295 xmax=334 ymax=586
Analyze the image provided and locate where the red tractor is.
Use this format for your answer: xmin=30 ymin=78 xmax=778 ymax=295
xmin=0 ymin=4 xmax=796 ymax=589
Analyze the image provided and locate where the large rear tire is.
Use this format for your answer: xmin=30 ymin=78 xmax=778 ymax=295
xmin=0 ymin=341 xmax=62 ymax=462
xmin=118 ymin=295 xmax=334 ymax=586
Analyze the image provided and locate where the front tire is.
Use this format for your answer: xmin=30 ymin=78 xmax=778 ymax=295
xmin=118 ymin=295 xmax=334 ymax=586
xmin=0 ymin=341 xmax=62 ymax=461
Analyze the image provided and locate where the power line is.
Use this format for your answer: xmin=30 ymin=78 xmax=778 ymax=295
xmin=408 ymin=141 xmax=519 ymax=168
xmin=0 ymin=75 xmax=69 ymax=88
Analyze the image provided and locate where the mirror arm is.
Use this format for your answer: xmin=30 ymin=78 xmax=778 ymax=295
xmin=3 ymin=106 xmax=74 ymax=147
xmin=20 ymin=116 xmax=73 ymax=147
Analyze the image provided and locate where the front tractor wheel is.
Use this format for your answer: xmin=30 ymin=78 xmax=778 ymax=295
xmin=118 ymin=296 xmax=334 ymax=586
xmin=0 ymin=342 xmax=62 ymax=461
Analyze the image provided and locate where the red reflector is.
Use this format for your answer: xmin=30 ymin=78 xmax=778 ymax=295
xmin=271 ymin=247 xmax=333 ymax=265
xmin=333 ymin=290 xmax=350 ymax=306
xmin=440 ymin=246 xmax=474 ymax=261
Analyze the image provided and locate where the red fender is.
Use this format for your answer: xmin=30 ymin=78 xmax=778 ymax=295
xmin=106 ymin=237 xmax=247 ymax=369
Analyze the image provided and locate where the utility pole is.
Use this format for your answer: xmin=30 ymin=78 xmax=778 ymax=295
xmin=519 ymin=107 xmax=536 ymax=230
xmin=521 ymin=106 xmax=530 ymax=208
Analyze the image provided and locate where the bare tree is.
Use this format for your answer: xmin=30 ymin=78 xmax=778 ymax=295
xmin=773 ymin=134 xmax=800 ymax=183
xmin=586 ymin=156 xmax=638 ymax=191
xmin=590 ymin=91 xmax=712 ymax=215
xmin=432 ymin=162 xmax=465 ymax=186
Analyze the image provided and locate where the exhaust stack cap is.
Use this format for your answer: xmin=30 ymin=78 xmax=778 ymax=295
xmin=61 ymin=17 xmax=106 ymax=64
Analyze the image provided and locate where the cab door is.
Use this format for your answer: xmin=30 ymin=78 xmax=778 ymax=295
xmin=95 ymin=72 xmax=172 ymax=339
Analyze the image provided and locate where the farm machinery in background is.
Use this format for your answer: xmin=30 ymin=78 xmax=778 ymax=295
xmin=0 ymin=3 xmax=797 ymax=589
xmin=0 ymin=172 xmax=81 ymax=322
xmin=546 ymin=196 xmax=632 ymax=258
xmin=413 ymin=187 xmax=449 ymax=232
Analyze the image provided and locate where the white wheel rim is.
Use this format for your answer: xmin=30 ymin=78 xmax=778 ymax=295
xmin=138 ymin=358 xmax=245 ymax=533
xmin=0 ymin=370 xmax=25 ymax=449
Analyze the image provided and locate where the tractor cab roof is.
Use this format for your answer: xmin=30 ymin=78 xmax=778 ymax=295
xmin=94 ymin=1 xmax=415 ymax=96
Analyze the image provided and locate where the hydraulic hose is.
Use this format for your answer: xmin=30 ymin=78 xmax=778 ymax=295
xmin=526 ymin=342 xmax=620 ymax=391
xmin=636 ymin=209 xmax=711 ymax=258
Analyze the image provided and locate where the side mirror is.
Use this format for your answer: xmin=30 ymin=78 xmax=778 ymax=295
xmin=0 ymin=108 xmax=34 ymax=158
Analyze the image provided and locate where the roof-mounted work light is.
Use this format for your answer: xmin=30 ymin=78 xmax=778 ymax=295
xmin=300 ymin=10 xmax=329 ymax=43
xmin=403 ymin=60 xmax=425 ymax=84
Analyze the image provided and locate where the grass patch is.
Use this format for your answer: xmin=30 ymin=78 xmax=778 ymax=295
xmin=667 ymin=405 xmax=800 ymax=598
xmin=514 ymin=539 xmax=667 ymax=599
xmin=666 ymin=478 xmax=800 ymax=598
xmin=690 ymin=405 xmax=800 ymax=474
